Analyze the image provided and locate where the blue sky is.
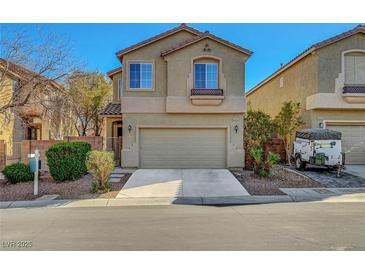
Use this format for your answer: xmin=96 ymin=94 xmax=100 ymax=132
xmin=1 ymin=23 xmax=360 ymax=91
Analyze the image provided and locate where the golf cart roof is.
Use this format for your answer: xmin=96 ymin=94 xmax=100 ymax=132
xmin=296 ymin=128 xmax=342 ymax=140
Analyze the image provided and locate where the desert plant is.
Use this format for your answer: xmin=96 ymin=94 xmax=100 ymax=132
xmin=86 ymin=150 xmax=115 ymax=192
xmin=250 ymin=147 xmax=280 ymax=178
xmin=46 ymin=142 xmax=91 ymax=182
xmin=264 ymin=151 xmax=281 ymax=172
xmin=274 ymin=101 xmax=303 ymax=164
xmin=250 ymin=146 xmax=264 ymax=175
xmin=90 ymin=180 xmax=99 ymax=193
xmin=2 ymin=163 xmax=33 ymax=184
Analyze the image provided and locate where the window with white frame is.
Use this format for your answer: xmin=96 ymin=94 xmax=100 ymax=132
xmin=194 ymin=63 xmax=218 ymax=89
xmin=344 ymin=52 xmax=365 ymax=84
xmin=119 ymin=79 xmax=123 ymax=98
xmin=11 ymin=79 xmax=18 ymax=92
xmin=129 ymin=63 xmax=153 ymax=89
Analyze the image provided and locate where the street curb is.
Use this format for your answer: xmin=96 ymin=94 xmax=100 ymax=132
xmin=1 ymin=195 xmax=294 ymax=209
xmin=2 ymin=193 xmax=365 ymax=209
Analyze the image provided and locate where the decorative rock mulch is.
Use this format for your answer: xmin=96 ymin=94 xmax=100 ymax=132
xmin=0 ymin=172 xmax=132 ymax=201
xmin=287 ymin=166 xmax=365 ymax=188
xmin=231 ymin=165 xmax=321 ymax=195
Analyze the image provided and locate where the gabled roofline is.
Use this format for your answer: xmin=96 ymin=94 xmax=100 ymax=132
xmin=161 ymin=31 xmax=253 ymax=57
xmin=247 ymin=24 xmax=365 ymax=96
xmin=0 ymin=58 xmax=62 ymax=90
xmin=107 ymin=66 xmax=123 ymax=79
xmin=115 ymin=24 xmax=202 ymax=59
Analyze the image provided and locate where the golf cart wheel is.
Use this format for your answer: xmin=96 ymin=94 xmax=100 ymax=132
xmin=295 ymin=156 xmax=306 ymax=170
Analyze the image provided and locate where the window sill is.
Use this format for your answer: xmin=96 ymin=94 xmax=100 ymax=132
xmin=190 ymin=95 xmax=224 ymax=106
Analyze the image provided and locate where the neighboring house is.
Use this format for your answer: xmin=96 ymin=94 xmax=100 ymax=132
xmin=102 ymin=24 xmax=252 ymax=168
xmin=0 ymin=59 xmax=63 ymax=162
xmin=247 ymin=25 xmax=365 ymax=164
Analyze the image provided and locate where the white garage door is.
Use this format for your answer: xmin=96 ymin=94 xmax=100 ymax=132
xmin=139 ymin=128 xmax=226 ymax=168
xmin=327 ymin=125 xmax=365 ymax=164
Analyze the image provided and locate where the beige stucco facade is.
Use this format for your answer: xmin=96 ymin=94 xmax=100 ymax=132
xmin=0 ymin=75 xmax=53 ymax=158
xmin=105 ymin=25 xmax=251 ymax=168
xmin=247 ymin=33 xmax=365 ymax=127
xmin=247 ymin=29 xmax=365 ymax=164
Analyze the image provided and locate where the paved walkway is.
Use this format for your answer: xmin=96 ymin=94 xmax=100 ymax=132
xmin=108 ymin=167 xmax=136 ymax=183
xmin=345 ymin=165 xmax=365 ymax=179
xmin=287 ymin=166 xmax=365 ymax=188
xmin=116 ymin=169 xmax=249 ymax=198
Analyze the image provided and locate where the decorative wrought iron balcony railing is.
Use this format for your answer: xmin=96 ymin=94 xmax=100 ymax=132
xmin=343 ymin=86 xmax=365 ymax=94
xmin=191 ymin=89 xmax=224 ymax=96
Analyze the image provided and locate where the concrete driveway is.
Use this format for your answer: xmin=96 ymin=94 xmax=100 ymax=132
xmin=117 ymin=169 xmax=249 ymax=198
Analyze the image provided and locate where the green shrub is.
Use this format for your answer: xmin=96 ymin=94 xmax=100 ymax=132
xmin=46 ymin=142 xmax=91 ymax=182
xmin=250 ymin=146 xmax=264 ymax=175
xmin=86 ymin=150 xmax=115 ymax=192
xmin=90 ymin=180 xmax=99 ymax=193
xmin=3 ymin=163 xmax=33 ymax=184
xmin=265 ymin=152 xmax=281 ymax=171
xmin=250 ymin=147 xmax=280 ymax=178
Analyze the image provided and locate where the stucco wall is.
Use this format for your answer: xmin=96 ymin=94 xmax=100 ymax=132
xmin=317 ymin=33 xmax=365 ymax=93
xmin=310 ymin=109 xmax=365 ymax=128
xmin=121 ymin=113 xmax=244 ymax=168
xmin=112 ymin=71 xmax=123 ymax=102
xmin=121 ymin=30 xmax=197 ymax=97
xmin=246 ymin=53 xmax=318 ymax=126
xmin=164 ymin=38 xmax=249 ymax=97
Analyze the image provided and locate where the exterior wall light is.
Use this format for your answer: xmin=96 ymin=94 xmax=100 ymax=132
xmin=234 ymin=125 xmax=239 ymax=133
xmin=128 ymin=125 xmax=132 ymax=133
xmin=319 ymin=122 xmax=324 ymax=128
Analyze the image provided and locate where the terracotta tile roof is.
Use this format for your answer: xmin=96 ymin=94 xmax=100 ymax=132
xmin=107 ymin=67 xmax=123 ymax=79
xmin=0 ymin=58 xmax=61 ymax=90
xmin=100 ymin=102 xmax=122 ymax=116
xmin=247 ymin=24 xmax=365 ymax=96
xmin=115 ymin=24 xmax=202 ymax=58
xmin=161 ymin=31 xmax=253 ymax=56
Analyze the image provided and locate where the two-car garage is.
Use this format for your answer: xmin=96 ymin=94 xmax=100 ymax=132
xmin=139 ymin=128 xmax=227 ymax=168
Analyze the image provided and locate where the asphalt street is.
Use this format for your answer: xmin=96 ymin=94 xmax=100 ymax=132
xmin=1 ymin=202 xmax=364 ymax=250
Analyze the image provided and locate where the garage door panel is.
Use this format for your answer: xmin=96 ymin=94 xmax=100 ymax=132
xmin=328 ymin=125 xmax=365 ymax=164
xmin=140 ymin=128 xmax=226 ymax=168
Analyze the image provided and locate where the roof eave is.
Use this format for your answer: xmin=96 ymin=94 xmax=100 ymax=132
xmin=115 ymin=25 xmax=202 ymax=59
xmin=161 ymin=35 xmax=253 ymax=57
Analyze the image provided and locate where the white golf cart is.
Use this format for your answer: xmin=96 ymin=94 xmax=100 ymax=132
xmin=293 ymin=128 xmax=345 ymax=176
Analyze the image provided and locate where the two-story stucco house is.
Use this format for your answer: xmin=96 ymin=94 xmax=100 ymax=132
xmin=102 ymin=24 xmax=252 ymax=168
xmin=247 ymin=25 xmax=365 ymax=164
xmin=0 ymin=59 xmax=64 ymax=162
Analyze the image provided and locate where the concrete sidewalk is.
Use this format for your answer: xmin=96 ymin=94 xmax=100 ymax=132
xmin=2 ymin=188 xmax=365 ymax=209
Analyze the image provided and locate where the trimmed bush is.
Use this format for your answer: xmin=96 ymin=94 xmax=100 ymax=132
xmin=3 ymin=163 xmax=33 ymax=184
xmin=86 ymin=150 xmax=115 ymax=192
xmin=46 ymin=142 xmax=91 ymax=182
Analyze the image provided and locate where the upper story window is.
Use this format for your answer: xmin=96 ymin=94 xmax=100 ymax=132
xmin=194 ymin=63 xmax=218 ymax=89
xmin=129 ymin=63 xmax=153 ymax=89
xmin=344 ymin=51 xmax=365 ymax=84
xmin=119 ymin=79 xmax=123 ymax=98
xmin=11 ymin=79 xmax=18 ymax=92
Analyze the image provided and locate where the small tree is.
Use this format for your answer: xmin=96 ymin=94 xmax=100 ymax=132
xmin=66 ymin=72 xmax=112 ymax=136
xmin=86 ymin=150 xmax=115 ymax=192
xmin=244 ymin=108 xmax=275 ymax=151
xmin=273 ymin=101 xmax=303 ymax=164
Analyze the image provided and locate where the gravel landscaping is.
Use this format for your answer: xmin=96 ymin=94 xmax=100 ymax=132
xmin=231 ymin=165 xmax=321 ymax=195
xmin=0 ymin=172 xmax=132 ymax=201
